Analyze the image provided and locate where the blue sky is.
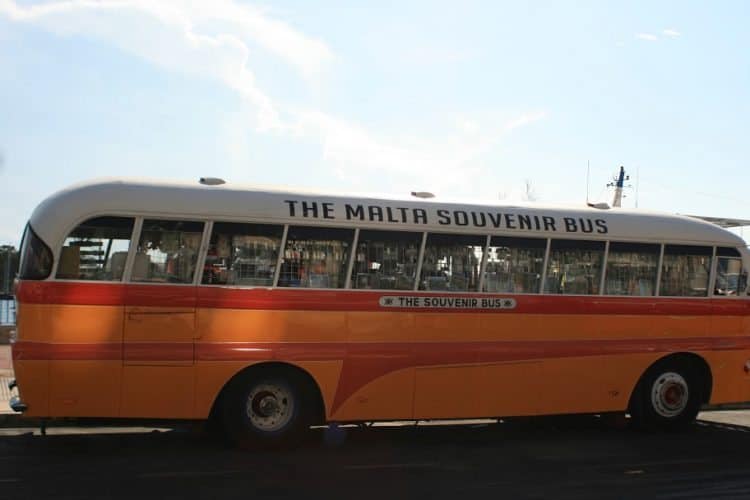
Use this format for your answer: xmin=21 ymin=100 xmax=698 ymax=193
xmin=1 ymin=1 xmax=749 ymax=245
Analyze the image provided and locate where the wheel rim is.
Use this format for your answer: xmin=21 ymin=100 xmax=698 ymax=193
xmin=246 ymin=382 xmax=294 ymax=432
xmin=650 ymin=372 xmax=689 ymax=418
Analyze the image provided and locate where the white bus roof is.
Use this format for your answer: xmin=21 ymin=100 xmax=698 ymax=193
xmin=29 ymin=178 xmax=746 ymax=249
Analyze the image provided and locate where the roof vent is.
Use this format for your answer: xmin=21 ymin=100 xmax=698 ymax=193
xmin=200 ymin=177 xmax=226 ymax=186
xmin=587 ymin=202 xmax=610 ymax=210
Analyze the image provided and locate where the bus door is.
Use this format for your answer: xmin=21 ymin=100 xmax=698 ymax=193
xmin=121 ymin=219 xmax=206 ymax=419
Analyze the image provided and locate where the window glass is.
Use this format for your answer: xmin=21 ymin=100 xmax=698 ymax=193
xmin=715 ymin=249 xmax=746 ymax=296
xmin=278 ymin=226 xmax=354 ymax=289
xmin=659 ymin=245 xmax=711 ymax=297
xmin=202 ymin=222 xmax=283 ymax=286
xmin=131 ymin=220 xmax=204 ymax=284
xmin=18 ymin=224 xmax=53 ymax=280
xmin=483 ymin=237 xmax=546 ymax=293
xmin=604 ymin=242 xmax=660 ymax=296
xmin=56 ymin=217 xmax=134 ymax=281
xmin=352 ymin=230 xmax=421 ymax=290
xmin=544 ymin=240 xmax=605 ymax=295
xmin=717 ymin=247 xmax=741 ymax=258
xmin=419 ymin=233 xmax=485 ymax=291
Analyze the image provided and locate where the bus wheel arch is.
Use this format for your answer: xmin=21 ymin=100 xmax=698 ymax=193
xmin=628 ymin=352 xmax=712 ymax=430
xmin=209 ymin=362 xmax=326 ymax=447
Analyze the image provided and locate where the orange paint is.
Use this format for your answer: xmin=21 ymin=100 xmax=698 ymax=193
xmin=11 ymin=282 xmax=750 ymax=422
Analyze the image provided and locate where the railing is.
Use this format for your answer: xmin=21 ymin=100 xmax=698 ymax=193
xmin=0 ymin=298 xmax=15 ymax=325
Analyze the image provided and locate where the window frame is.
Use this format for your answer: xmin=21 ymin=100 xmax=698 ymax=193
xmin=482 ymin=235 xmax=548 ymax=294
xmin=46 ymin=211 xmax=745 ymax=300
xmin=18 ymin=223 xmax=53 ymax=281
xmin=122 ymin=216 xmax=210 ymax=286
xmin=49 ymin=214 xmax=141 ymax=283
xmin=417 ymin=232 xmax=488 ymax=292
xmin=601 ymin=241 xmax=661 ymax=297
xmin=122 ymin=214 xmax=213 ymax=286
xmin=200 ymin=220 xmax=290 ymax=287
xmin=542 ymin=238 xmax=607 ymax=296
xmin=349 ymin=227 xmax=425 ymax=291
xmin=657 ymin=243 xmax=714 ymax=298
xmin=277 ymin=224 xmax=357 ymax=290
xmin=711 ymin=246 xmax=747 ymax=298
xmin=54 ymin=216 xmax=137 ymax=283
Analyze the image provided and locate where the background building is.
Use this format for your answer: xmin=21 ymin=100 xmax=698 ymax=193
xmin=0 ymin=245 xmax=18 ymax=297
xmin=0 ymin=246 xmax=18 ymax=325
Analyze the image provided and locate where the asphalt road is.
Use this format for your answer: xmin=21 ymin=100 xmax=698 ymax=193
xmin=1 ymin=416 xmax=750 ymax=499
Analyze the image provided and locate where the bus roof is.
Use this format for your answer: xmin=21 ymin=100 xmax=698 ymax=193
xmin=29 ymin=178 xmax=746 ymax=249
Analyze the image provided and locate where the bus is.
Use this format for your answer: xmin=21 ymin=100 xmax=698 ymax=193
xmin=9 ymin=178 xmax=750 ymax=446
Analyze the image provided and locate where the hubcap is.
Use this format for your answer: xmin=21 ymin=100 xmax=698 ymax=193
xmin=651 ymin=372 xmax=689 ymax=418
xmin=246 ymin=383 xmax=294 ymax=432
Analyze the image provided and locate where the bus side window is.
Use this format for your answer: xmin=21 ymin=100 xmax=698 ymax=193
xmin=131 ymin=219 xmax=205 ymax=284
xmin=604 ymin=242 xmax=660 ymax=296
xmin=483 ymin=237 xmax=546 ymax=293
xmin=544 ymin=239 xmax=605 ymax=295
xmin=278 ymin=226 xmax=354 ymax=289
xmin=352 ymin=230 xmax=421 ymax=290
xmin=202 ymin=222 xmax=284 ymax=286
xmin=18 ymin=224 xmax=53 ymax=281
xmin=419 ymin=233 xmax=485 ymax=292
xmin=715 ymin=247 xmax=745 ymax=296
xmin=659 ymin=245 xmax=712 ymax=297
xmin=56 ymin=216 xmax=134 ymax=281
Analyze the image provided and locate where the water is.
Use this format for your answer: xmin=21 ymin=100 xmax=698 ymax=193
xmin=0 ymin=299 xmax=15 ymax=325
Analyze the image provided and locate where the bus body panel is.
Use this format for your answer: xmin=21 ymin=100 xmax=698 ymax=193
xmin=10 ymin=179 xmax=750 ymax=425
xmin=121 ymin=365 xmax=195 ymax=419
xmin=13 ymin=302 xmax=123 ymax=417
xmin=28 ymin=179 xmax=746 ymax=260
xmin=12 ymin=281 xmax=750 ymax=420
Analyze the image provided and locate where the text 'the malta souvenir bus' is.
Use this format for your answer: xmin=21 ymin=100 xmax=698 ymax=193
xmin=9 ymin=178 xmax=750 ymax=446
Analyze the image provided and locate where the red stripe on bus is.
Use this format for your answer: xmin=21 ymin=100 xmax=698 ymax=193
xmin=11 ymin=342 xmax=121 ymax=361
xmin=15 ymin=281 xmax=750 ymax=315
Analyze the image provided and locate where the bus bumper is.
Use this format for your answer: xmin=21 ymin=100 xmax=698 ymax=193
xmin=7 ymin=379 xmax=27 ymax=413
xmin=9 ymin=396 xmax=27 ymax=413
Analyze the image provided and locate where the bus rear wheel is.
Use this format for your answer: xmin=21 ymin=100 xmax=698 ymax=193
xmin=222 ymin=369 xmax=311 ymax=448
xmin=629 ymin=359 xmax=703 ymax=430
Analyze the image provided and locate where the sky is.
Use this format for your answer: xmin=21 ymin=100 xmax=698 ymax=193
xmin=1 ymin=0 xmax=749 ymax=246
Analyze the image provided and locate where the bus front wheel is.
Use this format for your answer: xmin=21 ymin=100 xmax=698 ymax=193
xmin=629 ymin=358 xmax=703 ymax=430
xmin=222 ymin=369 xmax=312 ymax=448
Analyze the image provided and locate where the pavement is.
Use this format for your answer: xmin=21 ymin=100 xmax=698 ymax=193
xmin=5 ymin=417 xmax=750 ymax=499
xmin=0 ymin=344 xmax=15 ymax=417
xmin=0 ymin=344 xmax=10 ymax=373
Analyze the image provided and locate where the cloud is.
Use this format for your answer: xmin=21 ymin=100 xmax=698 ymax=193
xmin=635 ymin=33 xmax=659 ymax=41
xmin=0 ymin=1 xmax=333 ymax=79
xmin=0 ymin=1 xmax=546 ymax=194
xmin=291 ymin=109 xmax=547 ymax=196
xmin=633 ymin=30 xmax=680 ymax=44
xmin=0 ymin=0 xmax=297 ymax=129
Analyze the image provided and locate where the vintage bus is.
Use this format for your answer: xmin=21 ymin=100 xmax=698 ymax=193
xmin=9 ymin=178 xmax=750 ymax=446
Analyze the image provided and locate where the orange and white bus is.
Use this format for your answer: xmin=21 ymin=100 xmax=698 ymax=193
xmin=9 ymin=178 xmax=750 ymax=445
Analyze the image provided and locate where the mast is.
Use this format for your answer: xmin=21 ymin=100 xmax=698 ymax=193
xmin=611 ymin=166 xmax=627 ymax=208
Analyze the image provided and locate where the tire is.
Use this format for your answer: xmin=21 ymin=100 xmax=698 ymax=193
xmin=629 ymin=358 xmax=704 ymax=431
xmin=222 ymin=369 xmax=312 ymax=448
